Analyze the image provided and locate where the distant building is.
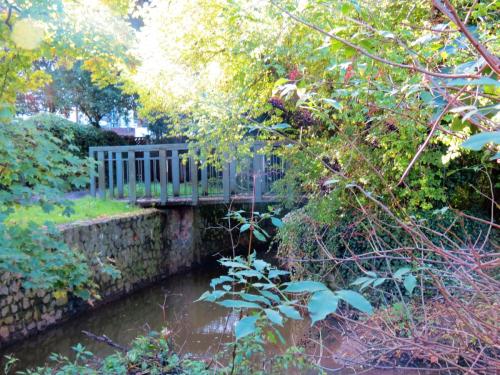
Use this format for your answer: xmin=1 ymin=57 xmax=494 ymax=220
xmin=67 ymin=108 xmax=150 ymax=137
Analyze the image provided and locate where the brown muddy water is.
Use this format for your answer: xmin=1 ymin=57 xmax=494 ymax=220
xmin=1 ymin=258 xmax=433 ymax=374
xmin=1 ymin=259 xmax=313 ymax=372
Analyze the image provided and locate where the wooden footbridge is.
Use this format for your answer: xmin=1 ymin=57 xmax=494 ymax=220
xmin=89 ymin=143 xmax=285 ymax=206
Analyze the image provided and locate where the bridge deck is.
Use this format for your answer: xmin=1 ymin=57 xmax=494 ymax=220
xmin=133 ymin=194 xmax=279 ymax=208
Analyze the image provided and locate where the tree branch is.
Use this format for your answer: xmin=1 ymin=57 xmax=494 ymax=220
xmin=432 ymin=0 xmax=500 ymax=74
xmin=270 ymin=1 xmax=481 ymax=79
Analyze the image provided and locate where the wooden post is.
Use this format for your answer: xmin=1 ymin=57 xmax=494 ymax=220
xmin=159 ymin=150 xmax=167 ymax=205
xmin=230 ymin=159 xmax=237 ymax=194
xmin=172 ymin=150 xmax=180 ymax=196
xmin=116 ymin=152 xmax=124 ymax=198
xmin=128 ymin=151 xmax=136 ymax=203
xmin=89 ymin=149 xmax=96 ymax=197
xmin=201 ymin=157 xmax=208 ymax=196
xmin=223 ymin=153 xmax=230 ymax=203
xmin=97 ymin=151 xmax=106 ymax=200
xmin=108 ymin=152 xmax=114 ymax=198
xmin=190 ymin=156 xmax=198 ymax=205
xmin=253 ymin=147 xmax=264 ymax=202
xmin=144 ymin=151 xmax=151 ymax=198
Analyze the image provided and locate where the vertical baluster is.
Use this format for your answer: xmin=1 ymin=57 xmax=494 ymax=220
xmin=253 ymin=146 xmax=264 ymax=202
xmin=159 ymin=150 xmax=167 ymax=204
xmin=108 ymin=151 xmax=114 ymax=198
xmin=153 ymin=157 xmax=157 ymax=195
xmin=190 ymin=156 xmax=198 ymax=205
xmin=230 ymin=158 xmax=237 ymax=194
xmin=172 ymin=150 xmax=180 ymax=196
xmin=128 ymin=151 xmax=136 ymax=203
xmin=181 ymin=161 xmax=185 ymax=195
xmin=223 ymin=153 xmax=230 ymax=203
xmin=144 ymin=151 xmax=151 ymax=199
xmin=116 ymin=152 xmax=124 ymax=198
xmin=201 ymin=158 xmax=208 ymax=196
xmin=97 ymin=151 xmax=106 ymax=199
xmin=89 ymin=149 xmax=96 ymax=197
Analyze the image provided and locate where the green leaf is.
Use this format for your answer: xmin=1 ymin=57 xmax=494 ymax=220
xmin=218 ymin=300 xmax=261 ymax=309
xmin=241 ymin=293 xmax=271 ymax=306
xmin=196 ymin=290 xmax=226 ymax=302
xmin=351 ymin=276 xmax=372 ymax=286
xmin=321 ymin=98 xmax=343 ymax=110
xmin=264 ymin=309 xmax=283 ymax=326
xmin=307 ymin=290 xmax=338 ymax=324
xmin=219 ymin=260 xmax=250 ymax=269
xmin=268 ymin=269 xmax=289 ymax=279
xmin=271 ymin=123 xmax=291 ymax=130
xmin=393 ymin=267 xmax=411 ymax=281
xmin=210 ymin=276 xmax=234 ymax=289
xmin=271 ymin=217 xmax=284 ymax=228
xmin=232 ymin=269 xmax=264 ymax=279
xmin=253 ymin=229 xmax=267 ymax=242
xmin=277 ymin=304 xmax=302 ymax=320
xmin=283 ymin=281 xmax=328 ymax=293
xmin=490 ymin=152 xmax=500 ymax=160
xmin=259 ymin=290 xmax=281 ymax=303
xmin=446 ymin=77 xmax=499 ymax=87
xmin=403 ymin=274 xmax=417 ymax=295
xmin=336 ymin=290 xmax=373 ymax=314
xmin=253 ymin=259 xmax=269 ymax=272
xmin=461 ymin=131 xmax=500 ymax=151
xmin=235 ymin=315 xmax=259 ymax=340
xmin=240 ymin=223 xmax=251 ymax=232
xmin=373 ymin=278 xmax=387 ymax=287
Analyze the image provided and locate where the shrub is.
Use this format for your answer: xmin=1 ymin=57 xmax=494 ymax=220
xmin=21 ymin=113 xmax=132 ymax=158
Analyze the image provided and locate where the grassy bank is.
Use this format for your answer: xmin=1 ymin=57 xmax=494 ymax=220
xmin=5 ymin=196 xmax=142 ymax=226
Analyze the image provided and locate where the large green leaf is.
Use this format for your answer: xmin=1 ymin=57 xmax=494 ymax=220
xmin=282 ymin=281 xmax=328 ymax=293
xmin=461 ymin=131 xmax=500 ymax=151
xmin=241 ymin=293 xmax=271 ymax=306
xmin=218 ymin=300 xmax=261 ymax=309
xmin=277 ymin=305 xmax=302 ymax=320
xmin=336 ymin=290 xmax=373 ymax=314
xmin=264 ymin=309 xmax=283 ymax=326
xmin=253 ymin=229 xmax=267 ymax=242
xmin=271 ymin=217 xmax=284 ymax=228
xmin=235 ymin=315 xmax=259 ymax=340
xmin=307 ymin=290 xmax=339 ymax=324
xmin=268 ymin=269 xmax=289 ymax=279
xmin=393 ymin=267 xmax=411 ymax=281
xmin=446 ymin=77 xmax=500 ymax=87
xmin=403 ymin=274 xmax=417 ymax=295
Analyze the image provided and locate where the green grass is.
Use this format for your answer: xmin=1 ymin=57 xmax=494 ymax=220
xmin=6 ymin=196 xmax=142 ymax=227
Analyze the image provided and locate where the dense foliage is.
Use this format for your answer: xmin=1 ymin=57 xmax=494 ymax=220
xmin=1 ymin=0 xmax=498 ymax=373
xmin=0 ymin=120 xmax=98 ymax=295
xmin=123 ymin=1 xmax=499 ymax=372
xmin=22 ymin=113 xmax=132 ymax=157
xmin=0 ymin=0 xmax=133 ymax=295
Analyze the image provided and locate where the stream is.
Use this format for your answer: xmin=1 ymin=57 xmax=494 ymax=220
xmin=1 ymin=257 xmax=431 ymax=374
xmin=0 ymin=258 xmax=311 ymax=372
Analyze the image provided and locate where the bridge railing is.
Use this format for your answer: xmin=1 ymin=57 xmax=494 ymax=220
xmin=88 ymin=143 xmax=285 ymax=204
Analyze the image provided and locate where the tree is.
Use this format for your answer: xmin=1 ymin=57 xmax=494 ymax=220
xmin=49 ymin=61 xmax=137 ymax=127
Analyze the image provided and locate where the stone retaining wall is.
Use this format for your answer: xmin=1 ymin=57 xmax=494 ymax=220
xmin=0 ymin=205 xmax=234 ymax=348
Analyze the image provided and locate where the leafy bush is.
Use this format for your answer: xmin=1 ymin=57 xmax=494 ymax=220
xmin=9 ymin=329 xmax=317 ymax=374
xmin=0 ymin=119 xmax=116 ymax=294
xmin=21 ymin=113 xmax=132 ymax=158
